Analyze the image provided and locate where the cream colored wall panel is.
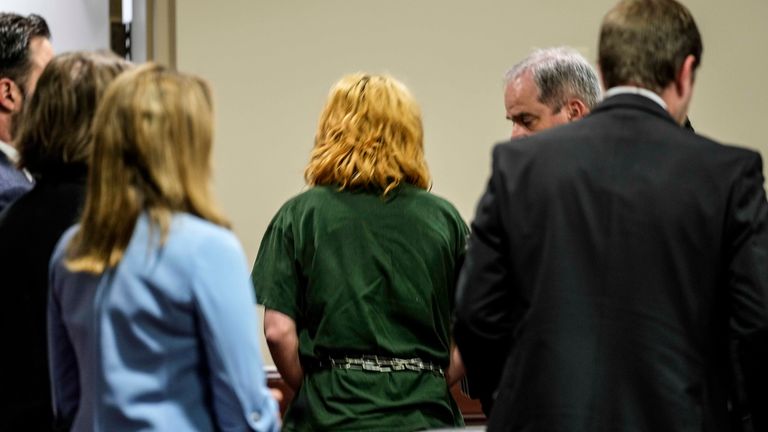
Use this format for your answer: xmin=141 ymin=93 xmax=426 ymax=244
xmin=175 ymin=0 xmax=768 ymax=363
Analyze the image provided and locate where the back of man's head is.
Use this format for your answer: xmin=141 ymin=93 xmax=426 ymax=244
xmin=506 ymin=47 xmax=602 ymax=112
xmin=0 ymin=13 xmax=51 ymax=94
xmin=599 ymin=0 xmax=702 ymax=94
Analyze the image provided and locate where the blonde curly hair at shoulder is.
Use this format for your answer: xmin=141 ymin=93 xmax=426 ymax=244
xmin=305 ymin=73 xmax=430 ymax=195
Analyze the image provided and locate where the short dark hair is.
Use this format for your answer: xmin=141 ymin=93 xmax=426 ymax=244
xmin=0 ymin=13 xmax=51 ymax=92
xmin=598 ymin=0 xmax=702 ymax=93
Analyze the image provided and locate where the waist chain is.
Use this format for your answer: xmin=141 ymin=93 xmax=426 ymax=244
xmin=308 ymin=355 xmax=445 ymax=376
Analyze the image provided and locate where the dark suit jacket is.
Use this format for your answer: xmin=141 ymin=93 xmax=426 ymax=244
xmin=0 ymin=150 xmax=33 ymax=213
xmin=0 ymin=164 xmax=87 ymax=431
xmin=454 ymin=94 xmax=768 ymax=432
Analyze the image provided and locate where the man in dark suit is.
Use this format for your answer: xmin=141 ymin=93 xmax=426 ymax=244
xmin=462 ymin=46 xmax=603 ymax=414
xmin=0 ymin=12 xmax=52 ymax=212
xmin=454 ymin=0 xmax=768 ymax=430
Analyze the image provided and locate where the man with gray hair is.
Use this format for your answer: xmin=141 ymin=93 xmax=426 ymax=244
xmin=503 ymin=46 xmax=601 ymax=138
xmin=457 ymin=47 xmax=602 ymax=415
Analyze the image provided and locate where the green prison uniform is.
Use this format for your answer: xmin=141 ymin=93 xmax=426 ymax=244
xmin=252 ymin=184 xmax=469 ymax=431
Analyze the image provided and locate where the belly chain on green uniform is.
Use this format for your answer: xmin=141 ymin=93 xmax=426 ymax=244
xmin=306 ymin=355 xmax=445 ymax=376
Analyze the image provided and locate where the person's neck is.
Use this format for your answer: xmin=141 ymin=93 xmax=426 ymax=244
xmin=658 ymin=84 xmax=688 ymax=125
xmin=0 ymin=113 xmax=13 ymax=144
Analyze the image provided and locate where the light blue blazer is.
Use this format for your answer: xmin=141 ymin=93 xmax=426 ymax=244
xmin=48 ymin=213 xmax=279 ymax=431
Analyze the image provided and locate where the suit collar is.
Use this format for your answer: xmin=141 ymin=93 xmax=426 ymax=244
xmin=0 ymin=149 xmax=12 ymax=167
xmin=591 ymin=93 xmax=679 ymax=127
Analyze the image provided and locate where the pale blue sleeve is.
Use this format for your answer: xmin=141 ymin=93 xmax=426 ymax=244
xmin=192 ymin=229 xmax=280 ymax=432
xmin=47 ymin=232 xmax=81 ymax=429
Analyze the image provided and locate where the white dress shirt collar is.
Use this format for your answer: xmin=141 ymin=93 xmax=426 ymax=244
xmin=0 ymin=139 xmax=20 ymax=163
xmin=0 ymin=139 xmax=34 ymax=182
xmin=605 ymin=86 xmax=668 ymax=110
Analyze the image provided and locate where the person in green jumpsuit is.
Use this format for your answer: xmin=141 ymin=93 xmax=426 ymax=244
xmin=252 ymin=73 xmax=469 ymax=431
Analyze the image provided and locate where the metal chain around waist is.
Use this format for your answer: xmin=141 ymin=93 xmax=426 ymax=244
xmin=323 ymin=355 xmax=445 ymax=376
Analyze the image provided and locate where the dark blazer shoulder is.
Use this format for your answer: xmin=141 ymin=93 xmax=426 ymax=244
xmin=684 ymin=131 xmax=763 ymax=179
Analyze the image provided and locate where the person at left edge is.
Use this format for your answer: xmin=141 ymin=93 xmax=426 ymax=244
xmin=0 ymin=50 xmax=130 ymax=432
xmin=0 ymin=12 xmax=53 ymax=212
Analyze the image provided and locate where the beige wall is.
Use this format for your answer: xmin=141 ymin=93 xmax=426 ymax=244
xmin=174 ymin=1 xmax=768 ymax=362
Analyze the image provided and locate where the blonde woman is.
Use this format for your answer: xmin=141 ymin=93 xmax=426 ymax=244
xmin=252 ymin=73 xmax=467 ymax=431
xmin=47 ymin=64 xmax=279 ymax=431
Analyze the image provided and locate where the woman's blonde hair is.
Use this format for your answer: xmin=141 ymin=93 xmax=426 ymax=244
xmin=305 ymin=73 xmax=430 ymax=195
xmin=66 ymin=63 xmax=229 ymax=273
xmin=15 ymin=51 xmax=131 ymax=175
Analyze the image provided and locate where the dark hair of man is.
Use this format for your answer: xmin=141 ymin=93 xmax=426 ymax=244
xmin=0 ymin=13 xmax=51 ymax=95
xmin=598 ymin=0 xmax=702 ymax=94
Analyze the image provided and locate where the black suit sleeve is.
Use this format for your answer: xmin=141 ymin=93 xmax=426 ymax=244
xmin=725 ymin=153 xmax=768 ymax=431
xmin=454 ymin=145 xmax=518 ymax=412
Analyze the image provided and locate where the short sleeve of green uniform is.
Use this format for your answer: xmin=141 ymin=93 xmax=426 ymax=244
xmin=251 ymin=205 xmax=300 ymax=320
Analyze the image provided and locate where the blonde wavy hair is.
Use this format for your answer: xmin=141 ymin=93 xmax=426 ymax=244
xmin=305 ymin=73 xmax=430 ymax=195
xmin=66 ymin=63 xmax=229 ymax=273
